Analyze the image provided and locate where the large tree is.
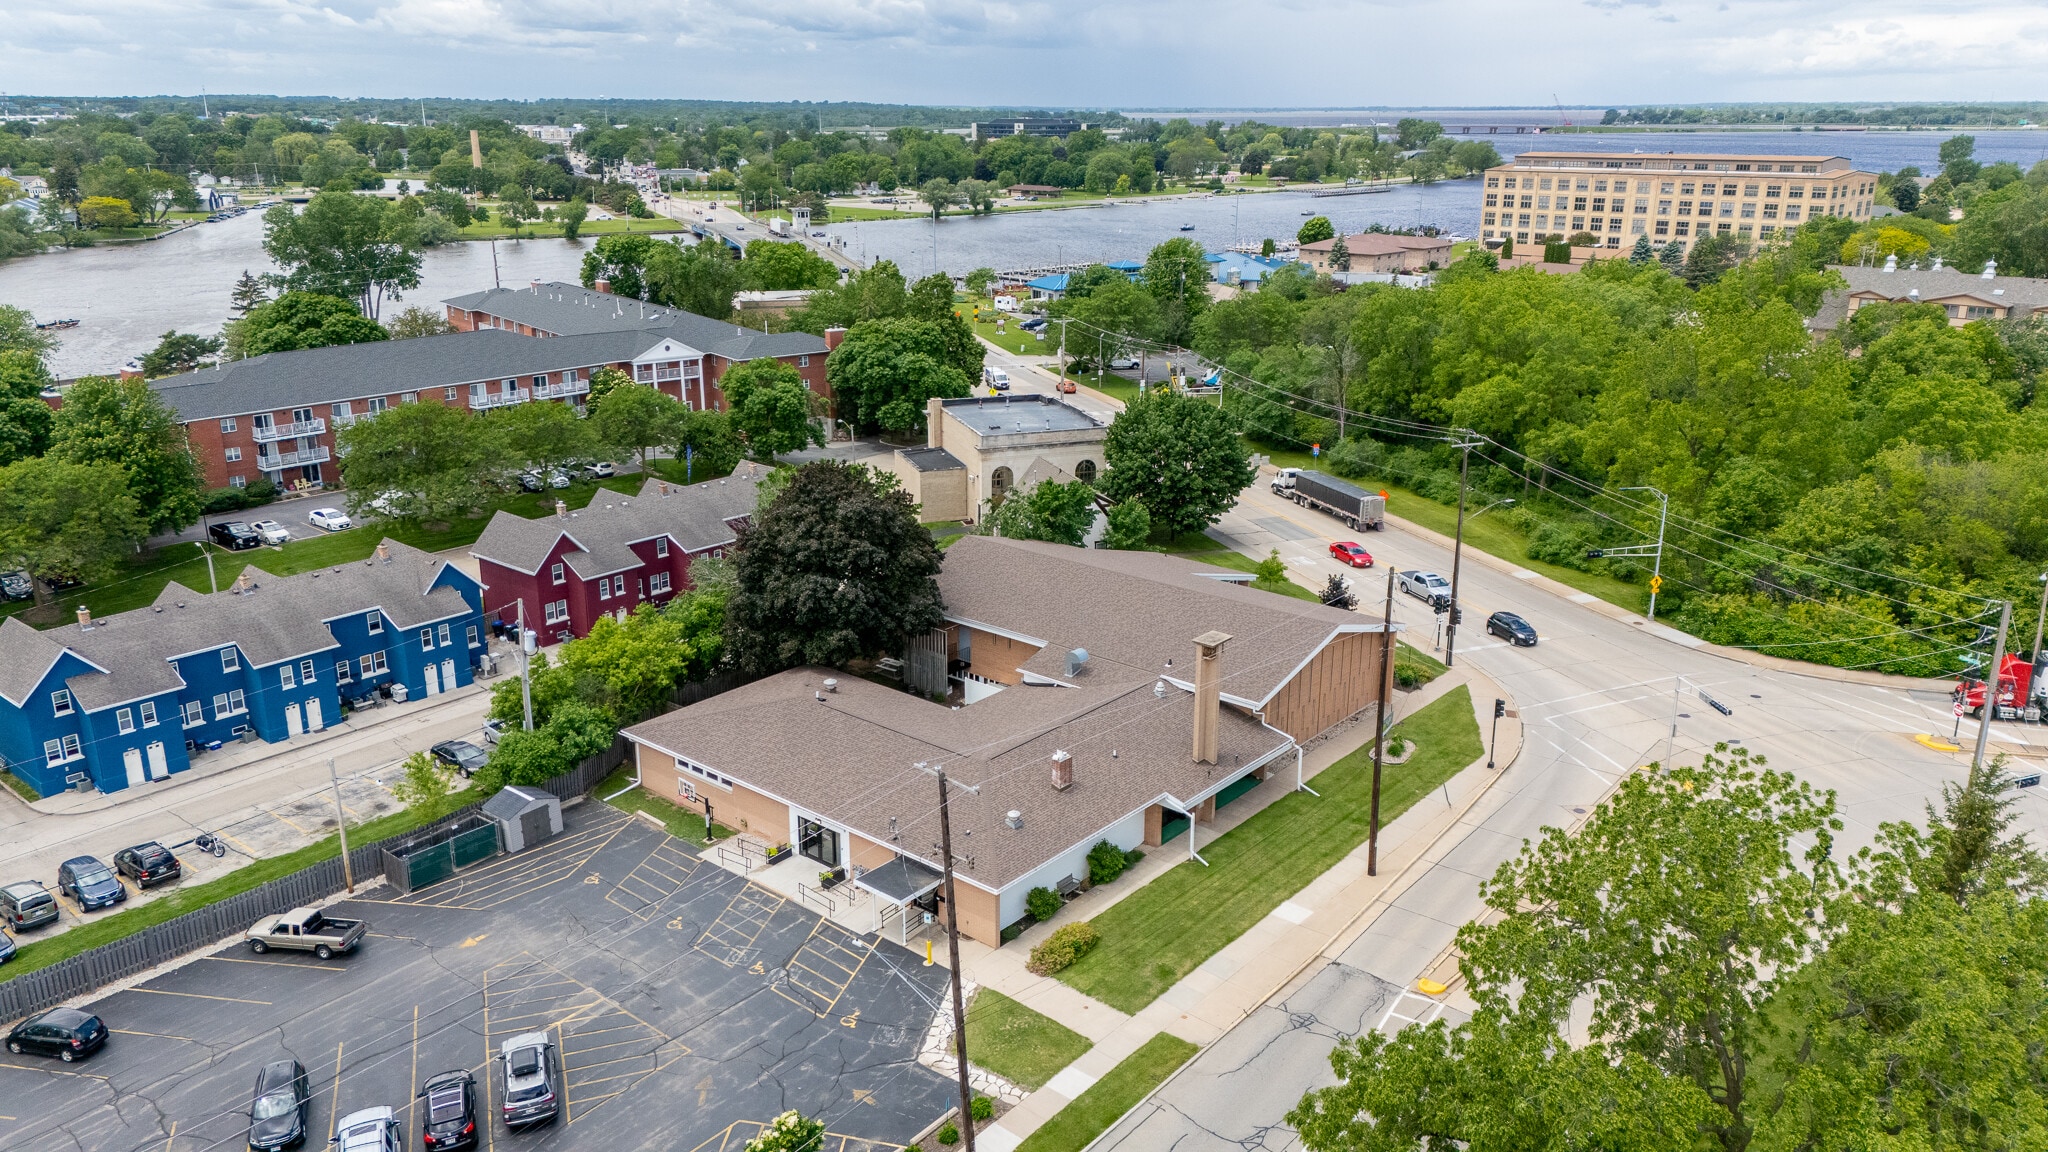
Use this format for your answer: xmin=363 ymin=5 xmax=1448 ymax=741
xmin=725 ymin=461 xmax=945 ymax=673
xmin=791 ymin=259 xmax=911 ymax=332
xmin=738 ymin=239 xmax=839 ymax=291
xmin=823 ymin=317 xmax=974 ymax=436
xmin=50 ymin=375 xmax=205 ymax=534
xmin=262 ymin=190 xmax=423 ymax=319
xmin=0 ymin=349 xmax=55 ymax=467
xmin=719 ymin=358 xmax=823 ymax=460
xmin=0 ymin=457 xmax=145 ymax=610
xmin=981 ymin=478 xmax=1097 ymax=544
xmin=671 ymin=408 xmax=745 ymax=482
xmin=645 ymin=240 xmax=742 ymax=319
xmin=490 ymin=399 xmax=597 ymax=476
xmin=589 ymin=383 xmax=686 ymax=466
xmin=235 ymin=292 xmax=389 ymax=359
xmin=1142 ymin=237 xmax=1212 ymax=344
xmin=1098 ymin=391 xmax=1254 ymax=540
xmin=579 ymin=234 xmax=664 ymax=300
xmin=138 ymin=330 xmax=223 ymax=378
xmin=334 ymin=401 xmax=501 ymax=524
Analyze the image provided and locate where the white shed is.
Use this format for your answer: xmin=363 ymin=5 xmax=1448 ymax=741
xmin=482 ymin=786 xmax=563 ymax=853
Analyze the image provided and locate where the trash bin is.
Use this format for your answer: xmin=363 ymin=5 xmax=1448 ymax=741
xmin=389 ymin=683 xmax=410 ymax=703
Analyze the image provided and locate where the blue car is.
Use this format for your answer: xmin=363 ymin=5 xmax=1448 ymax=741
xmin=57 ymin=857 xmax=127 ymax=912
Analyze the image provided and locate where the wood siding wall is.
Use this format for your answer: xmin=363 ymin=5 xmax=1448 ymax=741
xmin=964 ymin=627 xmax=1041 ymax=686
xmin=1263 ymin=630 xmax=1389 ymax=743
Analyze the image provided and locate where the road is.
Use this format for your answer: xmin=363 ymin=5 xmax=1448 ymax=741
xmin=647 ymin=193 xmax=861 ymax=271
xmin=983 ymin=338 xmax=2048 ymax=1152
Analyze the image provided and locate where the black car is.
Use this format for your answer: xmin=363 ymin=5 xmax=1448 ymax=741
xmin=114 ymin=842 xmax=183 ymax=888
xmin=248 ymin=1058 xmax=312 ymax=1151
xmin=5 ymin=1007 xmax=107 ymax=1062
xmin=210 ymin=521 xmax=262 ymax=550
xmin=0 ymin=928 xmax=15 ymax=964
xmin=1486 ymin=610 xmax=1539 ymax=647
xmin=430 ymin=740 xmax=488 ymax=778
xmin=57 ymin=856 xmax=128 ymax=911
xmin=419 ymin=1069 xmax=478 ymax=1149
xmin=0 ymin=880 xmax=59 ymax=930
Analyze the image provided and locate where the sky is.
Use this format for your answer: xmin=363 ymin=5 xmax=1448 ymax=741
xmin=4 ymin=0 xmax=2045 ymax=108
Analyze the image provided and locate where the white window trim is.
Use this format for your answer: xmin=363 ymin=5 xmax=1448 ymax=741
xmin=281 ymin=665 xmax=296 ymax=689
xmin=51 ymin=689 xmax=73 ymax=716
xmin=140 ymin=701 xmax=158 ymax=727
xmin=420 ymin=628 xmax=434 ymax=651
xmin=367 ymin=612 xmax=384 ymax=635
xmin=438 ymin=623 xmax=451 ymax=646
xmin=183 ymin=701 xmax=205 ymax=727
xmin=221 ymin=648 xmax=240 ymax=673
xmin=117 ymin=708 xmax=135 ymax=734
xmin=551 ymin=562 xmax=565 ymax=586
xmin=300 ymin=659 xmax=316 ymax=683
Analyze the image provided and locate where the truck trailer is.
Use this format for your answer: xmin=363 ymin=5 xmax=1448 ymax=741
xmin=1272 ymin=468 xmax=1386 ymax=531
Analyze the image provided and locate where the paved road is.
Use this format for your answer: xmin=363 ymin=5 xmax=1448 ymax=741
xmin=985 ymin=340 xmax=2048 ymax=1152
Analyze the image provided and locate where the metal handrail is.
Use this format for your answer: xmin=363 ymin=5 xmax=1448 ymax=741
xmin=798 ymin=883 xmax=835 ymax=914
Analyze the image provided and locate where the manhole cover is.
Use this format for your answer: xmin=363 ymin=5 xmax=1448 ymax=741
xmin=1750 ymin=694 xmax=1762 ymax=699
xmin=1572 ymin=808 xmax=1585 ymax=814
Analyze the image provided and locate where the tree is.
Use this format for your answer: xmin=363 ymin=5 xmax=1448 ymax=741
xmin=262 ymin=190 xmax=423 ymax=319
xmin=1328 ymin=232 xmax=1351 ymax=273
xmin=1099 ymin=499 xmax=1153 ymax=550
xmin=50 ymin=375 xmax=205 ymax=534
xmin=1628 ymin=234 xmax=1655 ymax=264
xmin=585 ymin=365 xmax=633 ymax=410
xmin=78 ymin=196 xmax=139 ymax=230
xmin=0 ymin=457 xmax=145 ymax=610
xmin=981 ymin=478 xmax=1097 ymax=544
xmin=0 ymin=350 xmax=55 ymax=466
xmin=1141 ymin=237 xmax=1211 ymax=344
xmin=1297 ymin=215 xmax=1335 ymax=245
xmin=1658 ymin=240 xmax=1685 ymax=269
xmin=725 ymin=460 xmax=945 ymax=674
xmin=558 ymin=197 xmax=590 ymax=241
xmin=1319 ymin=573 xmax=1357 ymax=609
xmin=1056 ymin=275 xmax=1161 ymax=353
xmin=958 ymin=179 xmax=998 ymax=215
xmin=230 ymin=270 xmax=269 ymax=317
xmin=918 ymin=177 xmax=958 ymax=222
xmin=384 ymin=306 xmax=453 ymax=340
xmin=589 ymin=383 xmax=686 ymax=466
xmin=490 ymin=399 xmax=596 ymax=476
xmin=1394 ymin=118 xmax=1445 ymax=150
xmin=1939 ymin=133 xmax=1981 ymax=185
xmin=1261 ymin=238 xmax=1276 ymax=258
xmin=580 ymin=233 xmax=662 ymax=299
xmin=237 ymin=292 xmax=389 ymax=358
xmin=333 ymin=401 xmax=501 ymax=524
xmin=1289 ymin=748 xmax=1841 ymax=1152
xmin=392 ymin=751 xmax=457 ymax=821
xmin=965 ymin=267 xmax=997 ymax=298
xmin=720 ymin=358 xmax=823 ymax=460
xmin=823 ymin=318 xmax=974 ymax=436
xmin=739 ymin=239 xmax=839 ymax=291
xmin=791 ymin=260 xmax=912 ymax=332
xmin=646 ymin=240 xmax=741 ymax=319
xmin=672 ymin=408 xmax=745 ymax=481
xmin=1098 ymin=391 xmax=1254 ymax=540
xmin=1888 ymin=176 xmax=1921 ymax=213
xmin=496 ymin=182 xmax=537 ymax=234
xmin=138 ymin=331 xmax=223 ymax=377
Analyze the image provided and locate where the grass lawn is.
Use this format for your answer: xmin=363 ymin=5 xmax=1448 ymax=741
xmin=593 ymin=767 xmax=731 ymax=846
xmin=1013 ymin=1033 xmax=1200 ymax=1152
xmin=456 ymin=214 xmax=689 ymax=241
xmin=1057 ymin=686 xmax=1483 ymax=1013
xmin=1395 ymin=642 xmax=1449 ymax=688
xmin=0 ymin=768 xmax=39 ymax=803
xmin=964 ymin=988 xmax=1095 ymax=1090
xmin=0 ymin=787 xmax=478 ymax=981
xmin=815 ymin=205 xmax=920 ymax=222
xmin=1077 ymin=374 xmax=1141 ymax=406
xmin=1178 ymin=549 xmax=1318 ymax=602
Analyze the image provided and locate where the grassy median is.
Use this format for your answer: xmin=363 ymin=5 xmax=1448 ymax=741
xmin=1013 ymin=1033 xmax=1200 ymax=1152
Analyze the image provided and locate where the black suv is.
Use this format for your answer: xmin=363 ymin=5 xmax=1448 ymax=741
xmin=57 ymin=856 xmax=127 ymax=912
xmin=114 ymin=842 xmax=183 ymax=888
xmin=6 ymin=1007 xmax=107 ymax=1062
xmin=0 ymin=880 xmax=59 ymax=930
xmin=209 ymin=521 xmax=262 ymax=550
xmin=419 ymin=1069 xmax=479 ymax=1149
xmin=247 ymin=1058 xmax=312 ymax=1151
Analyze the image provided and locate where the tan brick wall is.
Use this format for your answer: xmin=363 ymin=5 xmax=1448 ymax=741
xmin=637 ymin=746 xmax=791 ymax=842
xmin=948 ymin=880 xmax=1001 ymax=948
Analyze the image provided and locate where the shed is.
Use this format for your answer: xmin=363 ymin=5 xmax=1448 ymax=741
xmin=483 ymin=786 xmax=562 ymax=853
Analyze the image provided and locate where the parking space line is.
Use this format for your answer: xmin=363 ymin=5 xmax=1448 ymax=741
xmin=555 ymin=1022 xmax=573 ymax=1125
xmin=163 ymin=1120 xmax=175 ymax=1150
xmin=0 ymin=1061 xmax=108 ymax=1080
xmin=605 ymin=839 xmax=702 ymax=919
xmin=266 ymin=807 xmax=311 ymax=834
xmin=379 ymin=817 xmax=631 ymax=910
xmin=329 ymin=1040 xmax=345 ymax=1124
xmin=199 ymin=955 xmax=342 ymax=971
xmin=112 ymin=1028 xmax=203 ymax=1044
xmin=408 ymin=1005 xmax=419 ymax=1137
xmin=776 ymin=920 xmax=875 ymax=1018
xmin=128 ymin=987 xmax=271 ymax=1005
xmin=694 ymin=884 xmax=786 ymax=967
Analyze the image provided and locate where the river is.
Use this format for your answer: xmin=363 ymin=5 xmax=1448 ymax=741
xmin=4 ymin=128 xmax=2044 ymax=376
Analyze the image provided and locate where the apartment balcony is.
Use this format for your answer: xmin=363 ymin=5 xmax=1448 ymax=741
xmin=533 ymin=378 xmax=592 ymax=401
xmin=250 ymin=417 xmax=327 ymax=443
xmin=255 ymin=445 xmax=332 ymax=471
xmin=470 ymin=387 xmax=531 ymax=410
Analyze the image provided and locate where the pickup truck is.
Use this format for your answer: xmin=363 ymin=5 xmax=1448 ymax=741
xmin=246 ymin=907 xmax=366 ymax=959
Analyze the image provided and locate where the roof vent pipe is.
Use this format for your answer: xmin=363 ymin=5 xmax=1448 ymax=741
xmin=1051 ymin=750 xmax=1073 ymax=791
xmin=1005 ymin=810 xmax=1023 ymax=830
xmin=822 ymin=678 xmax=838 ymax=693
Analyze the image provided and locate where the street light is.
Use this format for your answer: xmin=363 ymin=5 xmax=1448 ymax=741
xmin=1620 ymin=485 xmax=1669 ymax=620
xmin=1471 ymin=497 xmax=1515 ymax=518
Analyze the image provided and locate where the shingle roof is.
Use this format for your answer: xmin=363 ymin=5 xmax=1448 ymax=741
xmin=470 ymin=465 xmax=767 ymax=576
xmin=1808 ymin=263 xmax=2048 ymax=332
xmin=443 ymin=283 xmax=828 ymax=361
xmin=0 ymin=617 xmax=71 ymax=707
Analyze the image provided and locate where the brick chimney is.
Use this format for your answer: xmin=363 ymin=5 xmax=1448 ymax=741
xmin=555 ymin=499 xmax=569 ymax=518
xmin=1051 ymin=750 xmax=1073 ymax=791
xmin=926 ymin=396 xmax=945 ymax=449
xmin=76 ymin=606 xmax=91 ymax=631
xmin=594 ymin=278 xmax=612 ymax=294
xmin=375 ymin=541 xmax=390 ymax=563
xmin=824 ymin=326 xmax=848 ymax=351
xmin=1191 ymin=631 xmax=1232 ymax=765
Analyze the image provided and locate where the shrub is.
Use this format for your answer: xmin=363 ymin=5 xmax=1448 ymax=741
xmin=937 ymin=1123 xmax=960 ymax=1146
xmin=199 ymin=476 xmax=280 ymax=514
xmin=1524 ymin=520 xmax=1595 ymax=571
xmin=1086 ymin=839 xmax=1129 ymax=885
xmin=971 ymin=1096 xmax=995 ymax=1121
xmin=1025 ymin=886 xmax=1062 ymax=923
xmin=1027 ymin=921 xmax=1100 ymax=975
xmin=1324 ymin=437 xmax=1387 ymax=480
xmin=744 ymin=1111 xmax=824 ymax=1152
xmin=905 ymin=1145 xmax=924 ymax=1152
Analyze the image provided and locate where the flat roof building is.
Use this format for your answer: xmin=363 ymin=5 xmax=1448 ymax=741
xmin=888 ymin=395 xmax=1107 ymax=522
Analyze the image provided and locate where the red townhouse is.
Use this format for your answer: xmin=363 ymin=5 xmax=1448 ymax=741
xmin=468 ymin=465 xmax=766 ymax=642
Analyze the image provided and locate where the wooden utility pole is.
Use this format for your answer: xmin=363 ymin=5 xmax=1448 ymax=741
xmin=916 ymin=761 xmax=980 ymax=1151
xmin=328 ymin=757 xmax=353 ymax=893
xmin=1973 ymin=602 xmax=2012 ymax=769
xmin=1369 ymin=569 xmax=1394 ymax=876
xmin=1444 ymin=434 xmax=1481 ymax=668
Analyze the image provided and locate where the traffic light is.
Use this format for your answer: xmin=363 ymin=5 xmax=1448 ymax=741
xmin=1493 ymin=698 xmax=1506 ymax=718
xmin=1450 ymin=606 xmax=1463 ymax=625
xmin=1585 ymin=548 xmax=1605 ymax=559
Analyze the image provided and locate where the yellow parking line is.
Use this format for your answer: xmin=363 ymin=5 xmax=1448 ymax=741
xmin=223 ymin=832 xmax=260 ymax=856
xmin=113 ymin=1029 xmax=202 ymax=1044
xmin=163 ymin=1120 xmax=176 ymax=1150
xmin=128 ymin=988 xmax=271 ymax=1005
xmin=559 ymin=1037 xmax=651 ymax=1059
xmin=329 ymin=1041 xmax=344 ymax=1127
xmin=200 ymin=955 xmax=340 ymax=971
xmin=266 ymin=808 xmax=311 ymax=834
xmin=555 ymin=1022 xmax=573 ymax=1125
xmin=0 ymin=1061 xmax=108 ymax=1080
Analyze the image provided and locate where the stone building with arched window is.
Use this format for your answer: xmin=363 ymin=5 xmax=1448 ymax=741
xmin=887 ymin=395 xmax=1108 ymax=524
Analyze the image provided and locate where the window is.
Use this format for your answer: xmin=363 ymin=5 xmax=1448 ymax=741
xmin=366 ymin=612 xmax=383 ymax=635
xmin=1677 ymin=200 xmax=1693 ymax=216
xmin=1484 ymin=194 xmax=1497 ymax=208
xmin=281 ymin=664 xmax=296 ymax=690
xmin=1536 ymin=195 xmax=1549 ymax=211
xmin=1630 ymin=219 xmax=1646 ymax=234
xmin=1571 ymin=216 xmax=1585 ymax=230
xmin=1784 ymin=206 xmax=1802 ymax=221
xmin=1679 ymin=182 xmax=1695 ymax=196
xmin=1763 ymin=203 xmax=1779 ymax=219
xmin=300 ymin=659 xmax=316 ymax=683
xmin=1538 ymin=177 xmax=1552 ymax=191
xmin=183 ymin=700 xmax=205 ymax=727
xmin=221 ymin=648 xmax=240 ymax=672
xmin=650 ymin=572 xmax=672 ymax=594
xmin=420 ymin=628 xmax=434 ymax=651
xmin=44 ymin=739 xmax=64 ymax=767
xmin=635 ymin=364 xmax=654 ymax=383
xmin=359 ymin=651 xmax=388 ymax=677
xmin=212 ymin=693 xmax=230 ymax=718
xmin=62 ymin=734 xmax=81 ymax=760
xmin=366 ymin=397 xmax=387 ymax=414
xmin=544 ymin=599 xmax=570 ymax=625
xmin=229 ymin=475 xmax=247 ymax=488
xmin=798 ymin=355 xmax=810 ymax=368
xmin=1659 ymin=182 xmax=1675 ymax=195
xmin=224 ymin=446 xmax=242 ymax=462
xmin=1572 ymin=197 xmax=1586 ymax=211
xmin=1657 ymin=200 xmax=1672 ymax=216
xmin=1519 ymin=195 xmax=1532 ymax=209
xmin=1483 ymin=212 xmax=1496 ymax=226
xmin=332 ymin=401 xmax=352 ymax=419
xmin=1590 ymin=197 xmax=1605 ymax=212
xmin=117 ymin=708 xmax=135 ymax=734
xmin=1765 ymin=184 xmax=1781 ymax=198
xmin=51 ymin=689 xmax=73 ymax=716
xmin=654 ymin=537 xmax=669 ymax=558
xmin=467 ymin=624 xmax=480 ymax=648
xmin=220 ymin=417 xmax=238 ymax=433
xmin=140 ymin=701 xmax=157 ymax=727
xmin=335 ymin=660 xmax=353 ymax=683
xmin=1675 ymin=221 xmax=1691 ymax=236
xmin=1787 ymin=185 xmax=1804 ymax=199
xmin=1487 ymin=176 xmax=1499 ymax=188
xmin=550 ymin=562 xmax=565 ymax=585
xmin=1655 ymin=220 xmax=1670 ymax=236
xmin=1075 ymin=459 xmax=1097 ymax=482
xmin=1760 ymin=224 xmax=1776 ymax=236
xmin=438 ymin=623 xmax=451 ymax=646
xmin=1741 ymin=203 xmax=1756 ymax=218
xmin=445 ymin=387 xmax=459 ymax=401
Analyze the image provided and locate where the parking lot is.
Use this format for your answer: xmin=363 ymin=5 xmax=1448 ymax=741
xmin=0 ymin=804 xmax=957 ymax=1152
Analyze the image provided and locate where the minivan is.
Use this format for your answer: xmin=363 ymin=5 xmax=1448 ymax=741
xmin=0 ymin=880 xmax=59 ymax=930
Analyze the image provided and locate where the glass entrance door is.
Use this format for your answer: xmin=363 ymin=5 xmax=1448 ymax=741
xmin=798 ymin=818 xmax=840 ymax=868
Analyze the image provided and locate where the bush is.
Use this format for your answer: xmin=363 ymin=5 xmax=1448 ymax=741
xmin=1524 ymin=520 xmax=1595 ymax=571
xmin=199 ymin=476 xmax=280 ymax=514
xmin=1324 ymin=437 xmax=1387 ymax=480
xmin=1025 ymin=886 xmax=1063 ymax=923
xmin=936 ymin=1123 xmax=960 ymax=1146
xmin=745 ymin=1111 xmax=824 ymax=1152
xmin=1087 ymin=839 xmax=1129 ymax=885
xmin=1027 ymin=921 xmax=1100 ymax=975
xmin=971 ymin=1096 xmax=995 ymax=1121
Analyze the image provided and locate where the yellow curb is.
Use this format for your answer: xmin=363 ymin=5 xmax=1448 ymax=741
xmin=1415 ymin=978 xmax=1449 ymax=996
xmin=1916 ymin=733 xmax=1963 ymax=752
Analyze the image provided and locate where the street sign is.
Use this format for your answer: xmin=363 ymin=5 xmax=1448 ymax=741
xmin=1953 ymin=700 xmax=1967 ymax=717
xmin=1649 ymin=574 xmax=1663 ymax=595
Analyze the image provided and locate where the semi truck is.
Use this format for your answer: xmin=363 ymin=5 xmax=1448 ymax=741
xmin=1272 ymin=469 xmax=1386 ymax=531
xmin=1955 ymin=653 xmax=2036 ymax=719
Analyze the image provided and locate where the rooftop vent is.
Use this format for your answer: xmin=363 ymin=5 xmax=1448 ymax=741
xmin=1883 ymin=253 xmax=1897 ymax=273
xmin=1064 ymin=648 xmax=1090 ymax=677
xmin=1005 ymin=810 xmax=1023 ymax=830
xmin=822 ymin=678 xmax=839 ymax=693
xmin=1051 ymin=750 xmax=1073 ymax=791
xmin=1984 ymin=259 xmax=1999 ymax=279
xmin=1931 ymin=256 xmax=1944 ymax=270
xmin=1908 ymin=288 xmax=1920 ymax=299
xmin=814 ymin=691 xmax=826 ymax=702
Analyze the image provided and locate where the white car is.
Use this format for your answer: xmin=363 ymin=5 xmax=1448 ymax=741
xmin=333 ymin=1107 xmax=401 ymax=1152
xmin=1398 ymin=570 xmax=1452 ymax=605
xmin=248 ymin=520 xmax=290 ymax=546
xmin=307 ymin=508 xmax=352 ymax=532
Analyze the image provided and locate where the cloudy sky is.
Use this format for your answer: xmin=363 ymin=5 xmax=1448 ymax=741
xmin=4 ymin=0 xmax=2042 ymax=107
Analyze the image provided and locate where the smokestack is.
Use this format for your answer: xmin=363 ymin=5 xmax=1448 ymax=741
xmin=1191 ymin=631 xmax=1231 ymax=765
xmin=1051 ymin=750 xmax=1073 ymax=791
xmin=555 ymin=499 xmax=568 ymax=519
xmin=927 ymin=396 xmax=945 ymax=449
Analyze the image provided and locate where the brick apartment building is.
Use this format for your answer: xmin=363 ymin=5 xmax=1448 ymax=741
xmin=148 ymin=284 xmax=830 ymax=492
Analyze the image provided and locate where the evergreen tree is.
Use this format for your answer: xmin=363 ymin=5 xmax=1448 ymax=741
xmin=1628 ymin=235 xmax=1655 ymax=265
xmin=230 ymin=270 xmax=268 ymax=317
xmin=1658 ymin=240 xmax=1686 ymax=270
xmin=1328 ymin=232 xmax=1351 ymax=273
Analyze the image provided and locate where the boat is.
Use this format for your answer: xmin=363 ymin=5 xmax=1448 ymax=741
xmin=1179 ymin=223 xmax=1195 ymax=231
xmin=34 ymin=319 xmax=79 ymax=331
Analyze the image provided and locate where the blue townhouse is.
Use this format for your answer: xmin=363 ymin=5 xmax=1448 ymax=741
xmin=0 ymin=540 xmax=487 ymax=798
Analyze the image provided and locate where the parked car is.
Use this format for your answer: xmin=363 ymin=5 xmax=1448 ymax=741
xmin=1397 ymin=570 xmax=1452 ymax=607
xmin=249 ymin=519 xmax=291 ymax=545
xmin=247 ymin=1058 xmax=312 ymax=1152
xmin=333 ymin=1107 xmax=402 ymax=1152
xmin=583 ymin=460 xmax=616 ymax=479
xmin=246 ymin=907 xmax=366 ymax=959
xmin=1486 ymin=610 xmax=1539 ymax=647
xmin=1019 ymin=316 xmax=1048 ymax=332
xmin=516 ymin=471 xmax=546 ymax=493
xmin=0 ymin=570 xmax=31 ymax=601
xmin=499 ymin=1032 xmax=560 ymax=1128
xmin=1328 ymin=541 xmax=1374 ymax=568
xmin=113 ymin=842 xmax=182 ymax=888
xmin=546 ymin=469 xmax=571 ymax=489
xmin=57 ymin=856 xmax=127 ymax=912
xmin=5 ymin=1007 xmax=107 ymax=1062
xmin=308 ymin=508 xmax=352 ymax=532
xmin=431 ymin=740 xmax=488 ymax=778
xmin=209 ymin=521 xmax=262 ymax=551
xmin=1 ymin=879 xmax=59 ymax=930
xmin=0 ymin=928 xmax=14 ymax=964
xmin=480 ymin=717 xmax=506 ymax=746
xmin=419 ymin=1070 xmax=479 ymax=1150
xmin=1108 ymin=355 xmax=1141 ymax=371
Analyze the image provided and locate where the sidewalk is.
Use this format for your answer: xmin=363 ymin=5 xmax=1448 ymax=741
xmin=951 ymin=663 xmax=1522 ymax=1151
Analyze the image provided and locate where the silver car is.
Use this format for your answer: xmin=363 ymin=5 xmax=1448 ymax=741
xmin=333 ymin=1106 xmax=401 ymax=1152
xmin=499 ymin=1031 xmax=559 ymax=1128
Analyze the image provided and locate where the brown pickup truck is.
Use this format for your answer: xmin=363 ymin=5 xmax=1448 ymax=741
xmin=245 ymin=907 xmax=366 ymax=960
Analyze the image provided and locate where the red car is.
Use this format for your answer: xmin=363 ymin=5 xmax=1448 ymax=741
xmin=1329 ymin=541 xmax=1374 ymax=568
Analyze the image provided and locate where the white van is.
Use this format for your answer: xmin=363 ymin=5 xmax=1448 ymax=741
xmin=982 ymin=367 xmax=1011 ymax=391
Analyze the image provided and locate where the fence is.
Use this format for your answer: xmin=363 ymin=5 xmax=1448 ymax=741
xmin=379 ymin=814 xmax=501 ymax=895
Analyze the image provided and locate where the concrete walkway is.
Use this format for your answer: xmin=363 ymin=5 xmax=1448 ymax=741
xmin=947 ymin=662 xmax=1522 ymax=1151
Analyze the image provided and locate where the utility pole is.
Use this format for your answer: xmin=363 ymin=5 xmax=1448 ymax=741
xmin=1972 ymin=601 xmax=2012 ymax=770
xmin=1621 ymin=486 xmax=1669 ymax=619
xmin=915 ymin=761 xmax=980 ymax=1152
xmin=2030 ymin=572 xmax=2047 ymax=664
xmin=1442 ymin=433 xmax=1481 ymax=668
xmin=1053 ymin=317 xmax=1071 ymax=387
xmin=1368 ymin=568 xmax=1394 ymax=876
xmin=328 ymin=758 xmax=353 ymax=893
xmin=516 ymin=598 xmax=534 ymax=731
